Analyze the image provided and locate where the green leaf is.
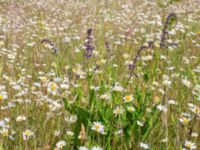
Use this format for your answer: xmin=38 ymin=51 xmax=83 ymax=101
xmin=124 ymin=124 xmax=131 ymax=143
xmin=141 ymin=106 xmax=160 ymax=141
xmin=143 ymin=72 xmax=149 ymax=82
xmin=101 ymin=105 xmax=113 ymax=123
xmin=135 ymin=86 xmax=142 ymax=103
xmin=72 ymin=106 xmax=90 ymax=147
xmin=89 ymin=89 xmax=96 ymax=106
xmin=63 ymin=98 xmax=71 ymax=111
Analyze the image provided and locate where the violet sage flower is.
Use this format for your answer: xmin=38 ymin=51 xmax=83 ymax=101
xmin=84 ymin=28 xmax=94 ymax=58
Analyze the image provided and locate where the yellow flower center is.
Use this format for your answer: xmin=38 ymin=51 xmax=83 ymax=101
xmin=31 ymin=86 xmax=36 ymax=91
xmin=51 ymin=84 xmax=56 ymax=91
xmin=186 ymin=143 xmax=192 ymax=148
xmin=125 ymin=96 xmax=131 ymax=101
xmin=25 ymin=130 xmax=31 ymax=136
xmin=95 ymin=124 xmax=101 ymax=130
xmin=0 ymin=95 xmax=3 ymax=101
xmin=183 ymin=118 xmax=189 ymax=124
xmin=194 ymin=107 xmax=199 ymax=114
xmin=116 ymin=108 xmax=121 ymax=114
xmin=41 ymin=76 xmax=47 ymax=82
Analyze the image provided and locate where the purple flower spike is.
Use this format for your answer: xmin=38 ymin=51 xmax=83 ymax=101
xmin=84 ymin=28 xmax=94 ymax=58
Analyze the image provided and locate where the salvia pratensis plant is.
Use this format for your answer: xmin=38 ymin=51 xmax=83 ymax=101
xmin=41 ymin=38 xmax=58 ymax=53
xmin=127 ymin=13 xmax=178 ymax=84
xmin=160 ymin=13 xmax=177 ymax=48
xmin=127 ymin=41 xmax=154 ymax=84
xmin=84 ymin=28 xmax=94 ymax=58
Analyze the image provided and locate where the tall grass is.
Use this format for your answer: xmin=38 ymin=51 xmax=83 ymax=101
xmin=0 ymin=0 xmax=200 ymax=149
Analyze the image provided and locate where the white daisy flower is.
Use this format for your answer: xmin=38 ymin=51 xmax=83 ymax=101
xmin=56 ymin=140 xmax=67 ymax=149
xmin=47 ymin=82 xmax=58 ymax=95
xmin=184 ymin=140 xmax=196 ymax=149
xmin=0 ymin=91 xmax=8 ymax=102
xmin=182 ymin=79 xmax=191 ymax=88
xmin=91 ymin=121 xmax=105 ymax=135
xmin=0 ymin=128 xmax=9 ymax=137
xmin=16 ymin=115 xmax=26 ymax=122
xmin=113 ymin=106 xmax=125 ymax=116
xmin=123 ymin=95 xmax=134 ymax=103
xmin=23 ymin=129 xmax=34 ymax=141
xmin=157 ymin=105 xmax=167 ymax=113
xmin=139 ymin=142 xmax=149 ymax=149
xmin=112 ymin=84 xmax=124 ymax=92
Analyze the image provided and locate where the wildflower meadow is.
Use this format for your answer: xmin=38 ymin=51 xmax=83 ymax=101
xmin=0 ymin=0 xmax=200 ymax=149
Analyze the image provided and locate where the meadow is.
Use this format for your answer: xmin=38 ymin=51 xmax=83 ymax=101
xmin=0 ymin=0 xmax=200 ymax=149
